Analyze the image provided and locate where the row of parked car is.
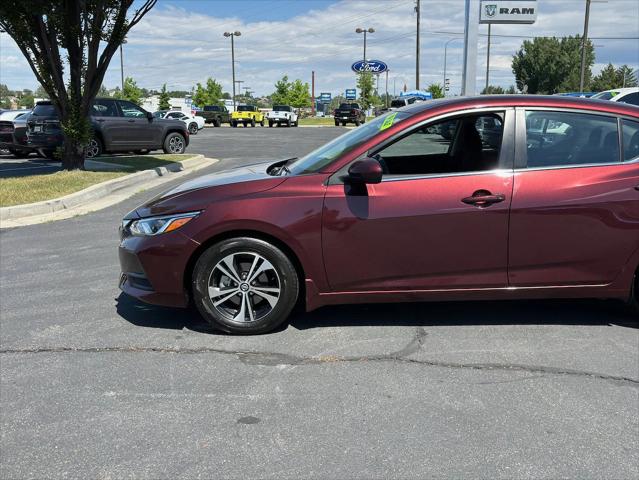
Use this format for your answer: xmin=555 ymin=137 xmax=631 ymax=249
xmin=0 ymin=98 xmax=192 ymax=159
xmin=197 ymin=104 xmax=300 ymax=128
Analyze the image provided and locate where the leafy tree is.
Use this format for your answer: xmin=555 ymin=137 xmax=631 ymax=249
xmin=356 ymin=72 xmax=375 ymax=109
xmin=506 ymin=85 xmax=517 ymax=94
xmin=329 ymin=94 xmax=346 ymax=111
xmin=271 ymin=75 xmax=291 ymax=105
xmin=0 ymin=0 xmax=156 ymax=170
xmin=34 ymin=85 xmax=49 ymax=99
xmin=158 ymin=83 xmax=171 ymax=110
xmin=117 ymin=77 xmax=142 ymax=105
xmin=591 ymin=63 xmax=638 ymax=91
xmin=97 ymin=85 xmax=110 ymax=97
xmin=427 ymin=83 xmax=445 ymax=99
xmin=481 ymin=85 xmax=505 ymax=94
xmin=0 ymin=84 xmax=12 ymax=109
xmin=221 ymin=92 xmax=232 ymax=100
xmin=18 ymin=93 xmax=34 ymax=108
xmin=288 ymin=79 xmax=311 ymax=108
xmin=512 ymin=36 xmax=594 ymax=94
xmin=192 ymin=78 xmax=223 ymax=107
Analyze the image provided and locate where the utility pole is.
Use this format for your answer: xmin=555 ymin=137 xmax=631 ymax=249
xmin=224 ymin=31 xmax=241 ymax=110
xmin=385 ymin=70 xmax=389 ymax=108
xmin=120 ymin=44 xmax=124 ymax=92
xmin=579 ymin=0 xmax=591 ymax=92
xmin=485 ymin=23 xmax=492 ymax=93
xmin=415 ymin=0 xmax=420 ymax=90
xmin=311 ymin=70 xmax=315 ymax=116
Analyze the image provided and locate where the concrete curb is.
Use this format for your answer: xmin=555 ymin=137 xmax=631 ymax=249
xmin=0 ymin=154 xmax=217 ymax=228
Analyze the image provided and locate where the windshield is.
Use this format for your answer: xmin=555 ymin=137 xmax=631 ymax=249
xmin=32 ymin=104 xmax=57 ymax=116
xmin=273 ymin=105 xmax=291 ymax=112
xmin=287 ymin=111 xmax=411 ymax=174
xmin=592 ymin=91 xmax=619 ymax=100
xmin=203 ymin=105 xmax=221 ymax=111
xmin=237 ymin=105 xmax=254 ymax=112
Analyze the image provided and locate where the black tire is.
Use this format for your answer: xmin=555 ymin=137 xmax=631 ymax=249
xmin=341 ymin=122 xmax=346 ymax=127
xmin=192 ymin=237 xmax=299 ymax=334
xmin=188 ymin=122 xmax=198 ymax=135
xmin=135 ymin=149 xmax=150 ymax=155
xmin=85 ymin=137 xmax=102 ymax=158
xmin=243 ymin=122 xmax=248 ymax=128
xmin=334 ymin=121 xmax=339 ymax=127
xmin=293 ymin=120 xmax=298 ymax=127
xmin=162 ymin=132 xmax=186 ymax=154
xmin=260 ymin=119 xmax=264 ymax=127
xmin=251 ymin=119 xmax=256 ymax=128
xmin=232 ymin=121 xmax=237 ymax=128
xmin=213 ymin=119 xmax=221 ymax=127
xmin=286 ymin=119 xmax=291 ymax=127
xmin=354 ymin=119 xmax=361 ymax=127
xmin=269 ymin=121 xmax=273 ymax=128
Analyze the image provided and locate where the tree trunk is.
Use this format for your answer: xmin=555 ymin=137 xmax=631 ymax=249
xmin=62 ymin=136 xmax=86 ymax=170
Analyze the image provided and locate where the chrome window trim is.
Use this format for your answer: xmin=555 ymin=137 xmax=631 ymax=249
xmin=369 ymin=107 xmax=515 ymax=184
xmin=380 ymin=168 xmax=513 ymax=183
xmin=516 ymin=106 xmax=633 ymax=170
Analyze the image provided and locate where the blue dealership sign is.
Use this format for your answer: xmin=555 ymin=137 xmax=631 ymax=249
xmin=351 ymin=60 xmax=388 ymax=74
xmin=345 ymin=89 xmax=356 ymax=100
xmin=319 ymin=92 xmax=331 ymax=103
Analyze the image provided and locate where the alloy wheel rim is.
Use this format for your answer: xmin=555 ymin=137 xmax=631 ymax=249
xmin=86 ymin=139 xmax=99 ymax=157
xmin=169 ymin=136 xmax=184 ymax=153
xmin=207 ymin=252 xmax=281 ymax=323
xmin=189 ymin=124 xmax=197 ymax=133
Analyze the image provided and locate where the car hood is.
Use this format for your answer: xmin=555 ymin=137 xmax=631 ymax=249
xmin=129 ymin=160 xmax=290 ymax=218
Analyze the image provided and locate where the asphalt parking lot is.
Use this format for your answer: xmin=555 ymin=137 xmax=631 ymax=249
xmin=1 ymin=126 xmax=638 ymax=479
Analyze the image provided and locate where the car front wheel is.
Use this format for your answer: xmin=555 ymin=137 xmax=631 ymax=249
xmin=85 ymin=137 xmax=102 ymax=158
xmin=163 ymin=132 xmax=186 ymax=154
xmin=188 ymin=122 xmax=198 ymax=135
xmin=192 ymin=238 xmax=299 ymax=334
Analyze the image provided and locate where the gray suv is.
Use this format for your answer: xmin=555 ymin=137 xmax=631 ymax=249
xmin=27 ymin=99 xmax=190 ymax=158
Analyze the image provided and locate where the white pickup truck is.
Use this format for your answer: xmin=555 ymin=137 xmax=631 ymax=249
xmin=266 ymin=105 xmax=298 ymax=127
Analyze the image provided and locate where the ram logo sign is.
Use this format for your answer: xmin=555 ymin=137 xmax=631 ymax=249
xmin=479 ymin=0 xmax=537 ymax=24
xmin=351 ymin=60 xmax=388 ymax=74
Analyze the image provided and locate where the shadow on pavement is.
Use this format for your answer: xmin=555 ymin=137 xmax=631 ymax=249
xmin=116 ymin=293 xmax=638 ymax=333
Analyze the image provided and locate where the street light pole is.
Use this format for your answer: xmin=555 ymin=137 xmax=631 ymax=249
xmin=579 ymin=0 xmax=591 ymax=92
xmin=355 ymin=27 xmax=375 ymax=62
xmin=485 ymin=23 xmax=492 ymax=93
xmin=443 ymin=38 xmax=461 ymax=97
xmin=224 ymin=31 xmax=241 ymax=110
xmin=415 ymin=0 xmax=420 ymax=90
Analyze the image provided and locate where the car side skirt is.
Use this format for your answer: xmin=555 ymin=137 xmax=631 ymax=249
xmin=304 ymin=279 xmax=629 ymax=311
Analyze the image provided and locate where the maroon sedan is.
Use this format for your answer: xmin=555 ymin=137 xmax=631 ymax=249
xmin=119 ymin=95 xmax=639 ymax=334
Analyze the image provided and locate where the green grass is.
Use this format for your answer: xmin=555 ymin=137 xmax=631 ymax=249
xmin=95 ymin=154 xmax=196 ymax=171
xmin=0 ymin=154 xmax=197 ymax=207
xmin=0 ymin=171 xmax=126 ymax=207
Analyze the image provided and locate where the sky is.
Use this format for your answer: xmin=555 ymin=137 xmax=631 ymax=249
xmin=1 ymin=0 xmax=638 ymax=98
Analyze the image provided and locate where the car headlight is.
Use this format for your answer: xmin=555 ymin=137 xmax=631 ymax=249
xmin=126 ymin=212 xmax=200 ymax=236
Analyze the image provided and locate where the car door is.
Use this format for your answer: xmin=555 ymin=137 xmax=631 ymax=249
xmin=90 ymin=99 xmax=122 ymax=148
xmin=116 ymin=100 xmax=160 ymax=148
xmin=321 ymin=108 xmax=515 ymax=292
xmin=508 ymin=108 xmax=639 ymax=287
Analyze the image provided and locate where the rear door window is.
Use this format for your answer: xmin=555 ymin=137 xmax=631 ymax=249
xmin=622 ymin=119 xmax=639 ymax=161
xmin=91 ymin=99 xmax=118 ymax=117
xmin=524 ymin=111 xmax=620 ymax=168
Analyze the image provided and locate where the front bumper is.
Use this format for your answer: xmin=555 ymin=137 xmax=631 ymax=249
xmin=118 ymin=227 xmax=200 ymax=308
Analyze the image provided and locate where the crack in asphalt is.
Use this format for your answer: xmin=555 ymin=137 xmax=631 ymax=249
xmin=1 ymin=327 xmax=637 ymax=387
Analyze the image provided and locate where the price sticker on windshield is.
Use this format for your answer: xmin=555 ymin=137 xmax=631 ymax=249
xmin=380 ymin=112 xmax=397 ymax=131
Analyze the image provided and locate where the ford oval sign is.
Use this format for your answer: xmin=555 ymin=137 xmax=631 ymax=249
xmin=351 ymin=60 xmax=388 ymax=74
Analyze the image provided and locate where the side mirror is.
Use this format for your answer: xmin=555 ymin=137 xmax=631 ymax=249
xmin=347 ymin=158 xmax=383 ymax=184
xmin=146 ymin=111 xmax=153 ymax=120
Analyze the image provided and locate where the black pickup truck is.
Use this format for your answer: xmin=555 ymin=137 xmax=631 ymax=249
xmin=334 ymin=102 xmax=366 ymax=126
xmin=198 ymin=105 xmax=231 ymax=127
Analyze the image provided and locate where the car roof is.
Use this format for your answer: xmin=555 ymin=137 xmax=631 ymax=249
xmin=401 ymin=94 xmax=639 ymax=118
xmin=597 ymin=87 xmax=639 ymax=94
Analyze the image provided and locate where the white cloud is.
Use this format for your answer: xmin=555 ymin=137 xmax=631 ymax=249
xmin=0 ymin=0 xmax=637 ymax=96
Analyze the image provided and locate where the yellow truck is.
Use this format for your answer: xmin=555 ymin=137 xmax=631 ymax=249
xmin=231 ymin=105 xmax=264 ymax=128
